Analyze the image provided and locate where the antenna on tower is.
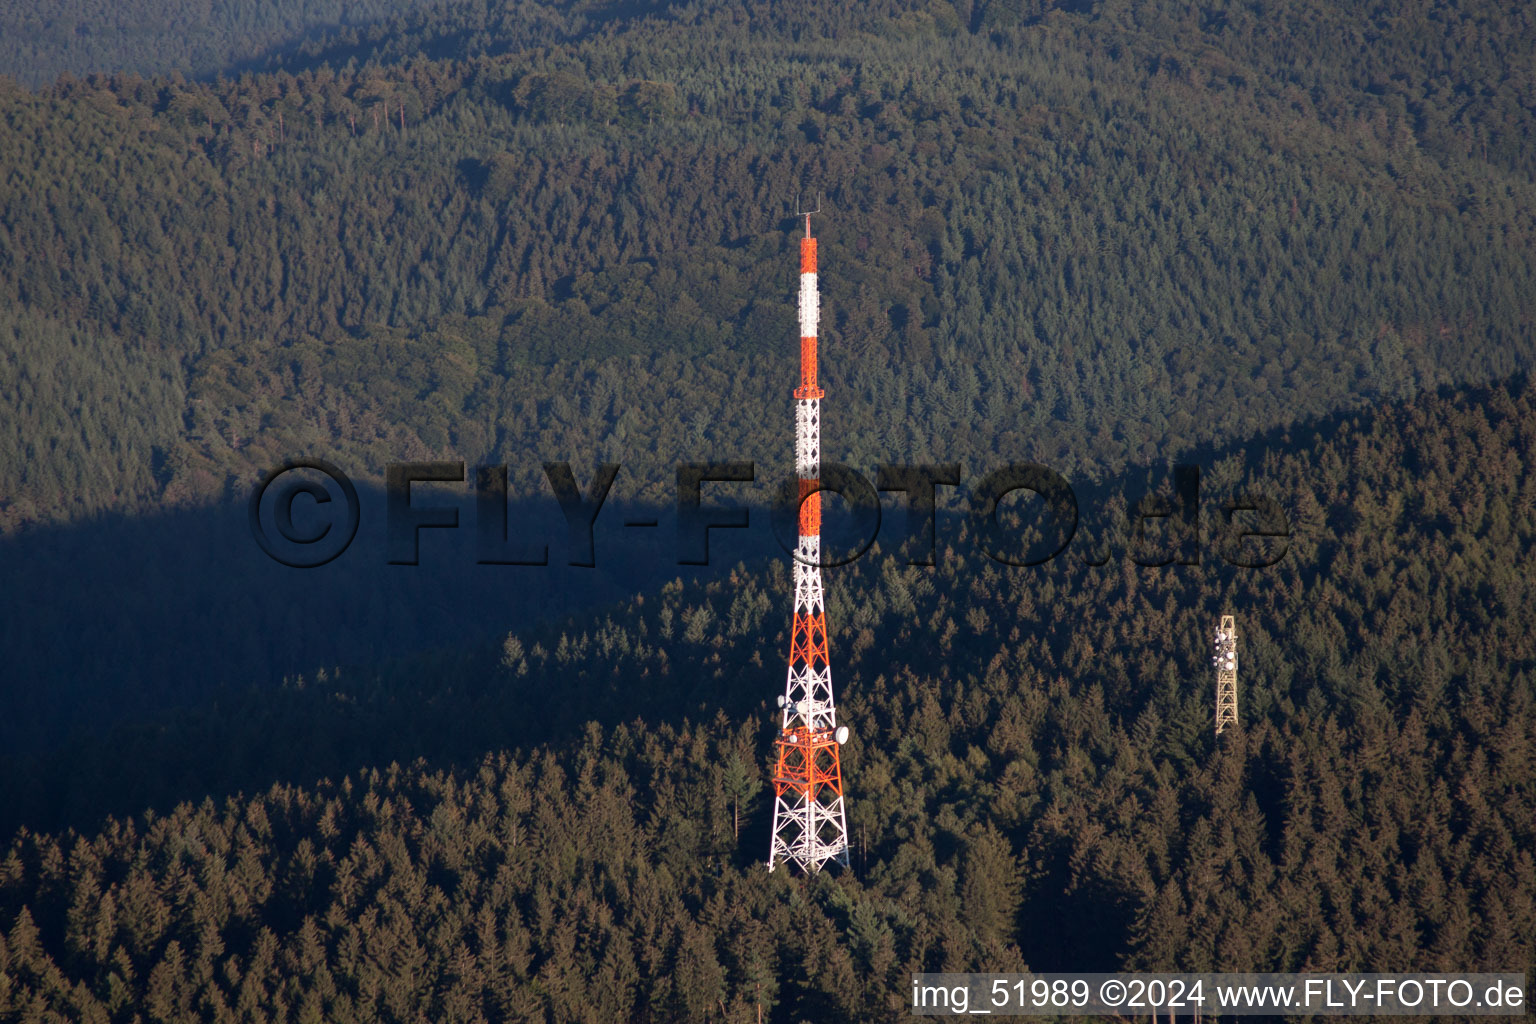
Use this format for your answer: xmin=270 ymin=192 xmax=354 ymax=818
xmin=796 ymin=192 xmax=821 ymax=236
xmin=1213 ymin=615 xmax=1239 ymax=737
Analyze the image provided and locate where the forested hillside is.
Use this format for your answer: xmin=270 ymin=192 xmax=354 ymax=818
xmin=3 ymin=0 xmax=1534 ymax=530
xmin=2 ymin=0 xmax=1535 ymax=1020
xmin=4 ymin=0 xmax=1534 ymax=751
xmin=0 ymin=0 xmax=427 ymax=88
xmin=4 ymin=358 xmax=1533 ymax=1023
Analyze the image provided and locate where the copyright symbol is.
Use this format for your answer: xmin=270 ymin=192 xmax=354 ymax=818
xmin=1101 ymin=980 xmax=1127 ymax=1007
xmin=249 ymin=458 xmax=360 ymax=568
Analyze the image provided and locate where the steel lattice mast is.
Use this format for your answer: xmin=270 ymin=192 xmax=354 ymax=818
xmin=1213 ymin=615 xmax=1238 ymax=736
xmin=768 ymin=209 xmax=851 ymax=873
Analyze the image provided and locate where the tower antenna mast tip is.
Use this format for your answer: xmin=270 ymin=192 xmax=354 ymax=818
xmin=796 ymin=192 xmax=821 ymax=235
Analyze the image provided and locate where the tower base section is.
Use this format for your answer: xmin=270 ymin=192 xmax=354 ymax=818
xmin=767 ymin=728 xmax=849 ymax=872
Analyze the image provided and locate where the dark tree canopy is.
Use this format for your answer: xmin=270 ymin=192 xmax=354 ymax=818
xmin=0 ymin=0 xmax=1533 ymax=1019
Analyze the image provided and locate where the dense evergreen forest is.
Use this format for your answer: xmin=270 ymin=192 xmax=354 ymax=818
xmin=4 ymin=0 xmax=1534 ymax=530
xmin=4 ymin=0 xmax=1535 ymax=739
xmin=4 ymin=360 xmax=1535 ymax=1021
xmin=0 ymin=0 xmax=427 ymax=88
xmin=1 ymin=0 xmax=1534 ymax=1019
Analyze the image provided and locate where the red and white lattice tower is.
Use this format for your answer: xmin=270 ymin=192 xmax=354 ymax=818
xmin=768 ymin=207 xmax=851 ymax=873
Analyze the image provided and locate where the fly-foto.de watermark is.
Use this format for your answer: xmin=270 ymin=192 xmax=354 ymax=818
xmin=911 ymin=973 xmax=1527 ymax=1015
xmin=249 ymin=459 xmax=1291 ymax=570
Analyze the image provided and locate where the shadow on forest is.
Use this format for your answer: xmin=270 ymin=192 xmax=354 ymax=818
xmin=3 ymin=377 xmax=1501 ymax=842
xmin=0 ymin=460 xmax=855 ymax=837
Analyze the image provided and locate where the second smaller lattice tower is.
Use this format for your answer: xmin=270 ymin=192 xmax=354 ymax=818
xmin=1213 ymin=615 xmax=1238 ymax=736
